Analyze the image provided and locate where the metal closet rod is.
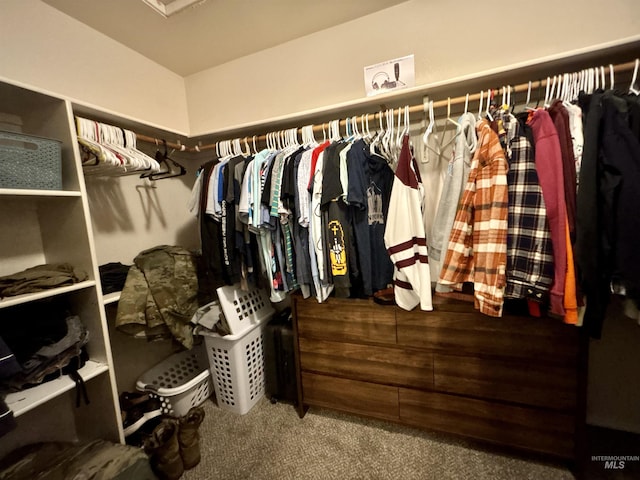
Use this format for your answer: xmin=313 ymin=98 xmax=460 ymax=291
xmin=136 ymin=59 xmax=638 ymax=153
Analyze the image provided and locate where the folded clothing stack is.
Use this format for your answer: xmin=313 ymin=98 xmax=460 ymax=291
xmin=99 ymin=262 xmax=131 ymax=295
xmin=0 ymin=263 xmax=88 ymax=298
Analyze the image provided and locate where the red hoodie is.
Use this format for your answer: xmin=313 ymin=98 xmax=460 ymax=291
xmin=528 ymin=109 xmax=567 ymax=317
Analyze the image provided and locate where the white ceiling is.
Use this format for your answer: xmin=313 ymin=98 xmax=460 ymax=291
xmin=42 ymin=0 xmax=408 ymax=77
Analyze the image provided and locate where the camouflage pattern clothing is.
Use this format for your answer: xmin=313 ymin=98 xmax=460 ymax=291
xmin=0 ymin=440 xmax=156 ymax=479
xmin=116 ymin=245 xmax=199 ymax=349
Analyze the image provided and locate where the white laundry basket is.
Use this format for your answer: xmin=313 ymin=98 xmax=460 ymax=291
xmin=215 ymin=284 xmax=274 ymax=336
xmin=199 ymin=284 xmax=274 ymax=415
xmin=136 ymin=344 xmax=213 ymax=417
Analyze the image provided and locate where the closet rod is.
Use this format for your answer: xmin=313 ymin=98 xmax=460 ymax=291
xmin=144 ymin=59 xmax=638 ymax=153
xmin=135 ymin=133 xmax=188 ymax=152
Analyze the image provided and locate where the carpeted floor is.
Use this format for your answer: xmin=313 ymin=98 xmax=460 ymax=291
xmin=181 ymin=397 xmax=574 ymax=480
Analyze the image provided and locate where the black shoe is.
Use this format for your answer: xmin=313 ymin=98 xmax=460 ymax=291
xmin=126 ymin=415 xmax=164 ymax=447
xmin=119 ymin=391 xmax=152 ymax=411
xmin=122 ymin=395 xmax=163 ymax=437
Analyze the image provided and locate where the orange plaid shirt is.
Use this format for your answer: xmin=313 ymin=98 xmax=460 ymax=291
xmin=438 ymin=120 xmax=509 ymax=316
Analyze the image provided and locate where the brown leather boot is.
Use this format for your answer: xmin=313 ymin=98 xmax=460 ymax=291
xmin=144 ymin=419 xmax=184 ymax=480
xmin=178 ymin=406 xmax=205 ymax=470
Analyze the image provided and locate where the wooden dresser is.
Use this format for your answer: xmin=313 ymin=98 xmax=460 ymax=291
xmin=292 ymin=294 xmax=586 ymax=460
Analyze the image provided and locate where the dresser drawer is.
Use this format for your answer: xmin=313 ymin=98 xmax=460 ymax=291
xmin=299 ymin=338 xmax=433 ymax=389
xmin=295 ymin=296 xmax=396 ymax=345
xmin=399 ymin=388 xmax=575 ymax=458
xmin=302 ymin=373 xmax=399 ymax=421
xmin=396 ymin=306 xmax=580 ymax=364
xmin=433 ymin=354 xmax=577 ymax=410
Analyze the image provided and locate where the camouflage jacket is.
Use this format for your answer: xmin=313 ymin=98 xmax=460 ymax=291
xmin=116 ymin=245 xmax=199 ymax=349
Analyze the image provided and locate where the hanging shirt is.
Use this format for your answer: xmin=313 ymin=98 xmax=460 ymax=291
xmin=439 ymin=120 xmax=508 ymax=317
xmin=577 ymin=92 xmax=640 ymax=337
xmin=565 ymin=103 xmax=584 ymax=183
xmin=384 ymin=135 xmax=433 ymax=311
xmin=339 ymin=142 xmax=352 ymax=202
xmin=250 ymin=150 xmax=269 ymax=230
xmin=187 ymin=169 xmax=204 ymax=217
xmin=528 ymin=109 xmax=568 ymax=318
xmin=431 ymin=112 xmax=476 ymax=291
xmin=504 ymin=115 xmax=554 ymax=302
xmin=291 ymin=151 xmax=313 ymax=298
xmin=548 ymin=99 xmax=578 ymax=238
xmin=238 ymin=159 xmax=254 ymax=226
xmin=297 ymin=149 xmax=314 ymax=227
xmin=309 ymin=147 xmax=333 ymax=302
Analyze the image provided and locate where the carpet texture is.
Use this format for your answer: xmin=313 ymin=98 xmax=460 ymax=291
xmin=181 ymin=397 xmax=573 ymax=480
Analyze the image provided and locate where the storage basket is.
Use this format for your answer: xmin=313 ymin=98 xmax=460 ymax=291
xmin=0 ymin=130 xmax=62 ymax=190
xmin=201 ymin=322 xmax=267 ymax=415
xmin=136 ymin=345 xmax=213 ymax=418
xmin=216 ymin=284 xmax=275 ymax=336
xmin=198 ymin=284 xmax=274 ymax=414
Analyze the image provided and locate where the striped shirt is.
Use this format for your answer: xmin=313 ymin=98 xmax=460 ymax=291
xmin=505 ymin=117 xmax=554 ymax=301
xmin=439 ymin=120 xmax=509 ymax=317
xmin=384 ymin=135 xmax=433 ymax=311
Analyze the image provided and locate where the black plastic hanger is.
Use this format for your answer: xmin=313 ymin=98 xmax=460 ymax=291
xmin=140 ymin=140 xmax=186 ymax=180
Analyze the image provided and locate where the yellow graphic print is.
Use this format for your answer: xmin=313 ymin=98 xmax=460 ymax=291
xmin=329 ymin=220 xmax=347 ymax=276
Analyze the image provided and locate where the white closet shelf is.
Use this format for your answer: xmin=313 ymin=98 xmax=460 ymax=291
xmin=5 ymin=360 xmax=109 ymax=417
xmin=0 ymin=189 xmax=82 ymax=197
xmin=102 ymin=291 xmax=121 ymax=305
xmin=0 ymin=280 xmax=96 ymax=309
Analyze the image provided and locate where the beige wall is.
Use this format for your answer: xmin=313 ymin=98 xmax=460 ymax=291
xmin=0 ymin=0 xmax=190 ymax=134
xmin=185 ymin=0 xmax=640 ymax=136
xmin=85 ymin=170 xmax=199 ymax=266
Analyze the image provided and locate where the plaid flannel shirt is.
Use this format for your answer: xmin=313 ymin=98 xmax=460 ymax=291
xmin=505 ymin=118 xmax=554 ymax=301
xmin=439 ymin=120 xmax=509 ymax=316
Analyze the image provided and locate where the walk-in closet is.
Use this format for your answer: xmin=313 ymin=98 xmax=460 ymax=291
xmin=1 ymin=1 xmax=640 ymax=479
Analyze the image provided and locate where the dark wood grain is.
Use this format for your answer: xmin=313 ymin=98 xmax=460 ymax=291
xmin=396 ymin=307 xmax=580 ymax=365
xmin=299 ymin=337 xmax=433 ymax=389
xmin=433 ymin=353 xmax=577 ymax=410
xmin=295 ymin=296 xmax=396 ymax=345
xmin=302 ymin=372 xmax=399 ymax=421
xmin=399 ymin=388 xmax=575 ymax=458
xmin=294 ymin=294 xmax=582 ymax=460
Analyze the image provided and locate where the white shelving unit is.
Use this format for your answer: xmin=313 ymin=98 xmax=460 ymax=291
xmin=0 ymin=80 xmax=123 ymax=457
xmin=103 ymin=291 xmax=122 ymax=305
xmin=0 ymin=281 xmax=96 ymax=309
xmin=6 ymin=361 xmax=110 ymax=417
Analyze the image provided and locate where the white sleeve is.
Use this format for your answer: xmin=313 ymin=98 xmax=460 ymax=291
xmin=187 ymin=171 xmax=203 ymax=217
